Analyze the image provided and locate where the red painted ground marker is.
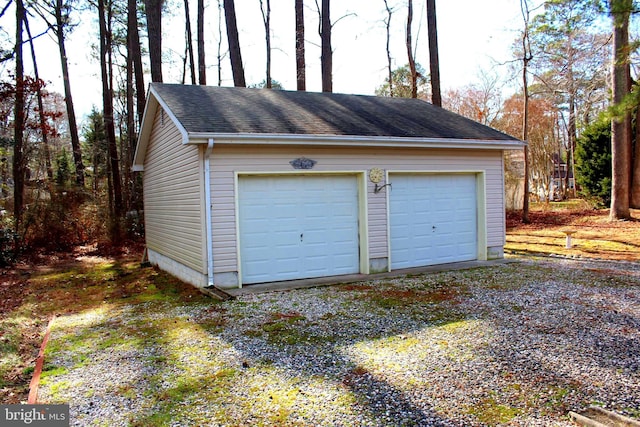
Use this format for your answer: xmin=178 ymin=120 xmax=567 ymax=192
xmin=28 ymin=316 xmax=56 ymax=404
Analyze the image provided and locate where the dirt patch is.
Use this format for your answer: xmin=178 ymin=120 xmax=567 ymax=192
xmin=0 ymin=271 xmax=29 ymax=314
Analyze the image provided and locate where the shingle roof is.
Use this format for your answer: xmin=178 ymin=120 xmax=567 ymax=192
xmin=150 ymin=83 xmax=518 ymax=141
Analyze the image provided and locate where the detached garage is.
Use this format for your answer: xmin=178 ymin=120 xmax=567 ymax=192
xmin=132 ymin=83 xmax=523 ymax=290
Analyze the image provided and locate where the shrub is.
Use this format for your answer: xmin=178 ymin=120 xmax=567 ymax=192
xmin=575 ymin=117 xmax=611 ymax=208
xmin=21 ymin=187 xmax=104 ymax=251
xmin=0 ymin=225 xmax=17 ymax=267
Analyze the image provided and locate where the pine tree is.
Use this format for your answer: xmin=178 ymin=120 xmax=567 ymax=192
xmin=575 ymin=117 xmax=612 ymax=207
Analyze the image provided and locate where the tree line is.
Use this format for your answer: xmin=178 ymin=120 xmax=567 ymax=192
xmin=0 ymin=0 xmax=639 ymax=262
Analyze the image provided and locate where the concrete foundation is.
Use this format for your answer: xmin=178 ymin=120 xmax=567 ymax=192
xmin=148 ymin=249 xmax=207 ymax=288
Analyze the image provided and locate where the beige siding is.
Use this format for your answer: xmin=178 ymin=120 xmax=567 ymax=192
xmin=210 ymin=145 xmax=505 ymax=274
xmin=143 ymin=108 xmax=205 ymax=273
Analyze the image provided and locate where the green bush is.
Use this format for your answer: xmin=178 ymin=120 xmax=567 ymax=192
xmin=575 ymin=117 xmax=611 ymax=208
xmin=0 ymin=226 xmax=17 ymax=266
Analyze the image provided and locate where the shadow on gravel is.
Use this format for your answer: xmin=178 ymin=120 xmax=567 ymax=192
xmin=464 ymin=261 xmax=640 ymax=418
xmin=38 ymin=260 xmax=640 ymax=426
xmin=203 ymin=284 xmax=472 ymax=426
xmin=342 ymin=367 xmax=453 ymax=426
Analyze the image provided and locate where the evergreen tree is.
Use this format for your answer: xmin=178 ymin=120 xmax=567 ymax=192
xmin=575 ymin=117 xmax=612 ymax=207
xmin=55 ymin=148 xmax=72 ymax=187
xmin=376 ymin=64 xmax=429 ymax=99
xmin=249 ymin=79 xmax=283 ymax=90
xmin=82 ymin=109 xmax=108 ymax=194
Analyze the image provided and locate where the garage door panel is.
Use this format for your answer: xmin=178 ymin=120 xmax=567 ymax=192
xmin=390 ymin=174 xmax=478 ymax=269
xmin=306 ymin=242 xmax=329 ymax=255
xmin=239 ymin=175 xmax=360 ymax=284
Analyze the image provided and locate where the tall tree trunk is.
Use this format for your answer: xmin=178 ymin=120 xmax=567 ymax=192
xmin=522 ymin=71 xmax=531 ymax=223
xmin=260 ymin=0 xmax=271 ymax=88
xmin=99 ymin=0 xmax=123 ymax=236
xmin=520 ymin=0 xmax=532 ymax=223
xmin=107 ymin=1 xmax=123 ymax=219
xmin=118 ymin=116 xmax=128 ymax=212
xmin=320 ymin=0 xmax=332 ymax=92
xmin=295 ymin=0 xmax=305 ymax=90
xmin=217 ymin=0 xmax=223 ymax=85
xmin=426 ymin=0 xmax=441 ymax=106
xmin=181 ymin=44 xmax=188 ymax=84
xmin=24 ymin=16 xmax=53 ymax=181
xmin=565 ymin=92 xmax=575 ymax=199
xmin=406 ymin=0 xmax=417 ymax=98
xmin=383 ymin=0 xmax=393 ymax=97
xmin=105 ymin=141 xmax=114 ymax=224
xmin=144 ymin=0 xmax=163 ymax=82
xmin=126 ymin=26 xmax=135 ymax=211
xmin=223 ymin=0 xmax=245 ymax=87
xmin=55 ymin=0 xmax=85 ymax=186
xmin=14 ymin=0 xmax=25 ymax=237
xmin=197 ymin=0 xmax=206 ymax=84
xmin=566 ymin=63 xmax=577 ymax=198
xmin=92 ymin=121 xmax=98 ymax=195
xmin=128 ymin=0 xmax=146 ymax=125
xmin=610 ymin=0 xmax=632 ymax=220
xmin=184 ymin=0 xmax=196 ymax=84
xmin=632 ymin=103 xmax=640 ymax=208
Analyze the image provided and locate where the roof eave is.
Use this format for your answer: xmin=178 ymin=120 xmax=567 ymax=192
xmin=186 ymin=132 xmax=526 ymax=150
xmin=132 ymin=84 xmax=190 ymax=171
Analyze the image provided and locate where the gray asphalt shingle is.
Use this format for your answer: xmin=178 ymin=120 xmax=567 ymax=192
xmin=151 ymin=83 xmax=519 ymax=141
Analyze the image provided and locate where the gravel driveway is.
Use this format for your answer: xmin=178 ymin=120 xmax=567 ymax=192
xmin=39 ymin=257 xmax=640 ymax=426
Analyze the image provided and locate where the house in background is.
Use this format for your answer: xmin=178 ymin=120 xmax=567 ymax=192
xmin=550 ymin=153 xmax=576 ymax=200
xmin=504 ymin=149 xmax=525 ymax=210
xmin=132 ymin=84 xmax=524 ymax=289
xmin=532 ymin=153 xmax=576 ymax=202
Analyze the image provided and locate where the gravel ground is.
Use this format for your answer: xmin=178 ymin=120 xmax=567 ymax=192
xmin=39 ymin=257 xmax=640 ymax=426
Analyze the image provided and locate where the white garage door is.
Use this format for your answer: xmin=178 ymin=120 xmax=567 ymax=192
xmin=238 ymin=175 xmax=360 ymax=284
xmin=390 ymin=174 xmax=477 ymax=269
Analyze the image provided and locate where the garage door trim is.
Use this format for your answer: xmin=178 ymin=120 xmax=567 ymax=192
xmin=234 ymin=171 xmax=369 ymax=287
xmin=386 ymin=170 xmax=487 ymax=270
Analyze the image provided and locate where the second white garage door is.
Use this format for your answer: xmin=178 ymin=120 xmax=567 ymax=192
xmin=238 ymin=175 xmax=360 ymax=284
xmin=389 ymin=174 xmax=478 ymax=269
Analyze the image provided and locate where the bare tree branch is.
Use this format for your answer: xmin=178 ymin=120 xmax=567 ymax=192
xmin=0 ymin=0 xmax=12 ymax=18
xmin=383 ymin=0 xmax=393 ymax=97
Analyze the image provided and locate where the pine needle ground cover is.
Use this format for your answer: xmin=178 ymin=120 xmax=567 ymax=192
xmin=506 ymin=203 xmax=640 ymax=261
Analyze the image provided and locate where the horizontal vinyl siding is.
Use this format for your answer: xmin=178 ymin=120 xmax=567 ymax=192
xmin=367 ymin=179 xmax=388 ymax=258
xmin=143 ymin=108 xmax=205 ymax=273
xmin=210 ymin=145 xmax=505 ymax=274
xmin=486 ymin=170 xmax=506 ymax=247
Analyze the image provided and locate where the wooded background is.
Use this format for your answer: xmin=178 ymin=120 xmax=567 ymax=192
xmin=1 ymin=0 xmax=639 ymax=262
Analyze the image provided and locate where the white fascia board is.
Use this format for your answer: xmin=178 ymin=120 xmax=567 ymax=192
xmin=131 ymin=85 xmax=191 ymax=171
xmin=150 ymin=86 xmax=190 ymax=145
xmin=132 ymin=87 xmax=156 ymax=171
xmin=185 ymin=132 xmax=526 ymax=150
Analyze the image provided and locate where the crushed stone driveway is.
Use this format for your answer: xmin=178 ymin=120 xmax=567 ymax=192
xmin=39 ymin=256 xmax=640 ymax=426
